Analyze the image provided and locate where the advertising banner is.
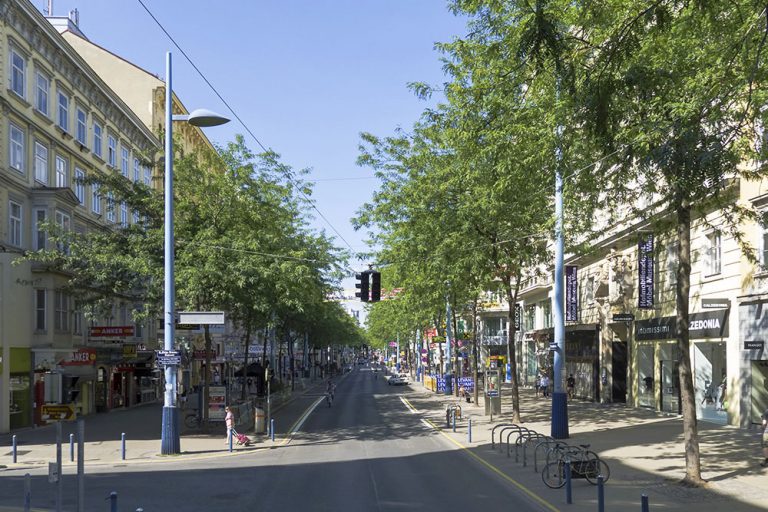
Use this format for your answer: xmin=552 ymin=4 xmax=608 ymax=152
xmin=565 ymin=265 xmax=578 ymax=321
xmin=638 ymin=234 xmax=654 ymax=309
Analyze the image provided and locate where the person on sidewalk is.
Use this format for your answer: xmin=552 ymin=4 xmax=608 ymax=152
xmin=535 ymin=374 xmax=541 ymax=397
xmin=225 ymin=406 xmax=235 ymax=445
xmin=761 ymin=408 xmax=768 ymax=467
xmin=566 ymin=374 xmax=575 ymax=400
xmin=540 ymin=374 xmax=550 ymax=398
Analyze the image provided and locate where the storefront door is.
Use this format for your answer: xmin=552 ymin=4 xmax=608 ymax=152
xmin=694 ymin=341 xmax=727 ymax=424
xmin=611 ymin=341 xmax=627 ymax=403
xmin=751 ymin=360 xmax=768 ymax=425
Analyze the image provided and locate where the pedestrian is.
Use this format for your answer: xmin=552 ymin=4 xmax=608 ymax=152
xmin=224 ymin=406 xmax=235 ymax=444
xmin=540 ymin=374 xmax=550 ymax=398
xmin=535 ymin=374 xmax=541 ymax=397
xmin=761 ymin=408 xmax=768 ymax=468
xmin=566 ymin=374 xmax=575 ymax=400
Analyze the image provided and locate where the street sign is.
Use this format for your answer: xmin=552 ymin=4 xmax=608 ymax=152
xmin=487 ymin=390 xmax=499 ymax=397
xmin=612 ymin=313 xmax=635 ymax=322
xmin=41 ymin=404 xmax=75 ymax=422
xmin=177 ymin=311 xmax=225 ymax=325
xmin=156 ymin=349 xmax=181 ymax=366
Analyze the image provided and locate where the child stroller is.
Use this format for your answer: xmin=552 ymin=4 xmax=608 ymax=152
xmin=231 ymin=428 xmax=251 ymax=446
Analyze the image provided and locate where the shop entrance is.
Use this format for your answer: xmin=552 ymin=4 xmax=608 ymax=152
xmin=611 ymin=341 xmax=627 ymax=403
xmin=694 ymin=341 xmax=727 ymax=424
xmin=660 ymin=359 xmax=681 ymax=414
xmin=751 ymin=360 xmax=768 ymax=425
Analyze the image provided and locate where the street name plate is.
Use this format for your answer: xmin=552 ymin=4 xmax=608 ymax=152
xmin=177 ymin=311 xmax=225 ymax=325
xmin=156 ymin=349 xmax=181 ymax=366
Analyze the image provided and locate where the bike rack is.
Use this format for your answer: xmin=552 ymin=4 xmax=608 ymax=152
xmin=512 ymin=429 xmax=537 ymax=463
xmin=497 ymin=424 xmax=523 ymax=452
xmin=504 ymin=426 xmax=529 ymax=458
xmin=491 ymin=423 xmax=517 ymax=449
xmin=521 ymin=433 xmax=549 ymax=467
xmin=534 ymin=439 xmax=566 ymax=472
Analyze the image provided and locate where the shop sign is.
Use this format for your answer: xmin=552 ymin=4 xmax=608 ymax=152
xmin=744 ymin=341 xmax=764 ymax=350
xmin=388 ymin=341 xmax=397 ymax=347
xmin=636 ymin=309 xmax=729 ymax=341
xmin=89 ymin=326 xmax=134 ymax=337
xmin=514 ymin=304 xmax=522 ymax=330
xmin=122 ymin=344 xmax=137 ymax=358
xmin=41 ymin=403 xmax=75 ymax=422
xmin=208 ymin=385 xmax=227 ymax=421
xmin=612 ymin=313 xmax=635 ymax=322
xmin=59 ymin=348 xmax=96 ymax=366
xmin=566 ymin=266 xmax=578 ymax=321
xmin=702 ymin=298 xmax=730 ymax=309
xmin=425 ymin=328 xmax=437 ymax=340
xmin=638 ymin=234 xmax=654 ymax=309
xmin=193 ymin=349 xmax=216 ymax=360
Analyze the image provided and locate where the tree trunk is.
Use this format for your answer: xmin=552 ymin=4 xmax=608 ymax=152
xmin=472 ymin=298 xmax=479 ymax=406
xmin=241 ymin=325 xmax=251 ymax=400
xmin=676 ymin=200 xmax=703 ymax=485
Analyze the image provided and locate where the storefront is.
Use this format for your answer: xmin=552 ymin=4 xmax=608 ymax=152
xmin=4 ymin=348 xmax=32 ymax=430
xmin=738 ymin=298 xmax=768 ymax=428
xmin=32 ymin=348 xmax=96 ymax=425
xmin=532 ymin=325 xmax=600 ymax=401
xmin=635 ymin=308 xmax=729 ymax=423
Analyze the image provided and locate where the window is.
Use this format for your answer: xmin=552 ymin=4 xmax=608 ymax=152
xmin=35 ymin=71 xmax=49 ymax=115
xmin=106 ymin=192 xmax=115 ymax=222
xmin=57 ymin=91 xmax=69 ymax=132
xmin=72 ymin=305 xmax=83 ymax=335
xmin=586 ymin=276 xmax=595 ymax=304
xmin=542 ymin=300 xmax=552 ymax=329
xmin=133 ymin=158 xmax=140 ymax=182
xmin=34 ymin=208 xmax=47 ymax=250
xmin=120 ymin=202 xmax=128 ymax=227
xmin=35 ymin=289 xmax=46 ymax=331
xmin=34 ymin=142 xmax=48 ymax=184
xmin=143 ymin=165 xmax=151 ymax=186
xmin=91 ymin=183 xmax=101 ymax=214
xmin=54 ymin=291 xmax=69 ymax=331
xmin=9 ymin=200 xmax=22 ymax=247
xmin=9 ymin=123 xmax=24 ymax=173
xmin=706 ymin=232 xmax=722 ymax=276
xmin=107 ymin=135 xmax=116 ymax=167
xmin=121 ymin=147 xmax=129 ymax=177
xmin=132 ymin=210 xmax=140 ymax=224
xmin=93 ymin=122 xmax=103 ymax=157
xmin=10 ymin=49 xmax=25 ymax=98
xmin=667 ymin=242 xmax=678 ymax=285
xmin=74 ymin=168 xmax=85 ymax=204
xmin=55 ymin=155 xmax=68 ymax=187
xmin=76 ymin=108 xmax=87 ymax=145
xmin=54 ymin=210 xmax=70 ymax=254
xmin=524 ymin=304 xmax=536 ymax=331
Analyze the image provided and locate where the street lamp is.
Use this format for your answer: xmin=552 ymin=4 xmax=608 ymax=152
xmin=444 ymin=280 xmax=453 ymax=395
xmin=161 ymin=51 xmax=229 ymax=455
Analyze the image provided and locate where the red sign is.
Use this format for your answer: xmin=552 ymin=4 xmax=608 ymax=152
xmin=425 ymin=328 xmax=437 ymax=340
xmin=89 ymin=326 xmax=134 ymax=337
xmin=59 ymin=348 xmax=97 ymax=366
xmin=193 ymin=349 xmax=217 ymax=360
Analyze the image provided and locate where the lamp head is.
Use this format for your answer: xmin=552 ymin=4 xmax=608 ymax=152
xmin=187 ymin=108 xmax=230 ymax=127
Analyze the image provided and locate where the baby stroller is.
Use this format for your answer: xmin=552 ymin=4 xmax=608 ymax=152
xmin=231 ymin=428 xmax=251 ymax=446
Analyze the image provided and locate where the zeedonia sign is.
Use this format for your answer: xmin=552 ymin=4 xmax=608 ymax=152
xmin=635 ymin=309 xmax=729 ymax=341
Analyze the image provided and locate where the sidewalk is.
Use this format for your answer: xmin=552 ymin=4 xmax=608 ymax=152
xmin=407 ymin=380 xmax=768 ymax=512
xmin=0 ymin=377 xmax=327 ymax=471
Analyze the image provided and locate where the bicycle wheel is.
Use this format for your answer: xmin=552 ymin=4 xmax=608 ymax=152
xmin=542 ymin=462 xmax=567 ymax=489
xmin=184 ymin=414 xmax=198 ymax=429
xmin=583 ymin=452 xmax=610 ymax=484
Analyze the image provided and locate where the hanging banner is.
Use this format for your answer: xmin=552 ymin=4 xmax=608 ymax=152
xmin=565 ymin=265 xmax=578 ymax=321
xmin=638 ymin=233 xmax=654 ymax=309
xmin=514 ymin=304 xmax=521 ymax=330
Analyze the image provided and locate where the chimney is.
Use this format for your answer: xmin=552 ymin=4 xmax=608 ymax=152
xmin=47 ymin=0 xmax=53 ymax=16
xmin=69 ymin=8 xmax=79 ymax=26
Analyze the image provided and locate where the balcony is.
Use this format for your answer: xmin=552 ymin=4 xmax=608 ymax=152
xmin=480 ymin=334 xmax=508 ymax=346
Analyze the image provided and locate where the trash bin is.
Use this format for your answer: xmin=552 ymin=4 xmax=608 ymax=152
xmin=254 ymin=406 xmax=266 ymax=434
xmin=484 ymin=394 xmax=501 ymax=415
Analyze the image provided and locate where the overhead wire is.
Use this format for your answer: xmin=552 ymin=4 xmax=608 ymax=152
xmin=135 ymin=0 xmax=359 ymax=265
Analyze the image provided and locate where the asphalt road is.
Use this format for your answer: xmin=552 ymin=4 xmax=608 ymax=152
xmin=0 ymin=367 xmax=550 ymax=511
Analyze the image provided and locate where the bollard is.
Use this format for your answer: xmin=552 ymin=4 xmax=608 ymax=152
xmin=270 ymin=419 xmax=275 ymax=442
xmin=229 ymin=429 xmax=233 ymax=452
xmin=597 ymin=475 xmax=605 ymax=512
xmin=23 ymin=473 xmax=31 ymax=512
xmin=121 ymin=433 xmax=126 ymax=460
xmin=12 ymin=435 xmax=17 ymax=463
xmin=70 ymin=434 xmax=74 ymax=462
xmin=565 ymin=460 xmax=572 ymax=504
xmin=641 ymin=494 xmax=649 ymax=512
xmin=452 ymin=409 xmax=456 ymax=432
xmin=468 ymin=418 xmax=472 ymax=443
xmin=107 ymin=491 xmax=118 ymax=512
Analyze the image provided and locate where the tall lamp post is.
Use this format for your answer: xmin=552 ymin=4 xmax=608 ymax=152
xmin=161 ymin=51 xmax=229 ymax=455
xmin=444 ymin=280 xmax=453 ymax=395
xmin=551 ymin=85 xmax=569 ymax=439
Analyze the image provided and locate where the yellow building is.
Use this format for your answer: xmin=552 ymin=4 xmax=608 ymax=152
xmin=0 ymin=0 xmax=160 ymax=433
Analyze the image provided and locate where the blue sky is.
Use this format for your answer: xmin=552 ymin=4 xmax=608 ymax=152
xmin=47 ymin=0 xmax=467 ymax=280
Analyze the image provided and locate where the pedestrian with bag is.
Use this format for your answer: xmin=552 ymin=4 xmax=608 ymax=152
xmin=225 ymin=406 xmax=235 ymax=445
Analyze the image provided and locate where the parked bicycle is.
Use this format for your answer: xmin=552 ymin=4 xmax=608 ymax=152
xmin=541 ymin=444 xmax=610 ymax=489
xmin=184 ymin=412 xmax=201 ymax=429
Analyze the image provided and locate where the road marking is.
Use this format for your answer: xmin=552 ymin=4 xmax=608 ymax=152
xmin=280 ymin=396 xmax=326 ymax=446
xmin=412 ymin=415 xmax=560 ymax=512
xmin=400 ymin=396 xmax=419 ymax=413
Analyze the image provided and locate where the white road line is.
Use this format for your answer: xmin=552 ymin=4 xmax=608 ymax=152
xmin=280 ymin=396 xmax=325 ymax=446
xmin=399 ymin=395 xmax=419 ymax=413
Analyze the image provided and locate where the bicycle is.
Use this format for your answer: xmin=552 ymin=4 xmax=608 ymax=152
xmin=184 ymin=412 xmax=201 ymax=429
xmin=325 ymin=392 xmax=333 ymax=407
xmin=541 ymin=444 xmax=610 ymax=489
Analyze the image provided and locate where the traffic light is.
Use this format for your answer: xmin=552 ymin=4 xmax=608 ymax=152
xmin=370 ymin=271 xmax=381 ymax=302
xmin=355 ymin=271 xmax=370 ymax=302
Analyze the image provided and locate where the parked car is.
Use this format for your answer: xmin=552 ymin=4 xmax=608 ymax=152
xmin=388 ymin=373 xmax=409 ymax=386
